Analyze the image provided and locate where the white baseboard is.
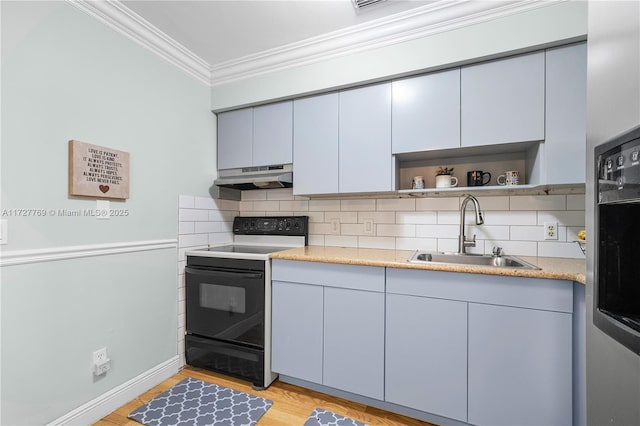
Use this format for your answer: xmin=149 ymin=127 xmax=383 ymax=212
xmin=47 ymin=356 xmax=181 ymax=426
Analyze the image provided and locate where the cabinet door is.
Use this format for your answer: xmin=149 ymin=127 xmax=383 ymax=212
xmin=253 ymin=101 xmax=293 ymax=167
xmin=339 ymin=83 xmax=392 ymax=193
xmin=271 ymin=281 xmax=323 ymax=384
xmin=385 ymin=293 xmax=468 ymax=422
xmin=461 ymin=52 xmax=545 ymax=147
xmin=392 ymin=69 xmax=461 ymax=153
xmin=217 ymin=108 xmax=253 ymax=170
xmin=545 ymin=43 xmax=587 ymax=184
xmin=468 ymin=303 xmax=572 ymax=426
xmin=293 ymin=93 xmax=339 ymax=195
xmin=323 ymin=287 xmax=384 ymax=400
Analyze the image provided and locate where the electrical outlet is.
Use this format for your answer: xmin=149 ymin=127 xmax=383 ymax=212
xmin=329 ymin=218 xmax=340 ymax=235
xmin=93 ymin=347 xmax=111 ymax=376
xmin=363 ymin=219 xmax=374 ymax=235
xmin=544 ymin=222 xmax=558 ymax=240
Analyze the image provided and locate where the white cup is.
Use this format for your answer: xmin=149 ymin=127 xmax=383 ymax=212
xmin=497 ymin=170 xmax=520 ymax=186
xmin=435 ymin=175 xmax=458 ymax=188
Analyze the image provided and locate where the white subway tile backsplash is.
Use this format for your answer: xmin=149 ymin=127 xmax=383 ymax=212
xmin=416 ymin=224 xmax=459 ymax=239
xmin=567 ymin=194 xmax=586 ymax=210
xmin=309 ymin=199 xmax=341 ymax=211
xmin=209 ymin=210 xmax=237 ymax=222
xmin=358 ymin=236 xmax=395 ymax=249
xmin=253 ymin=200 xmax=280 ymax=211
xmin=341 ymin=223 xmax=367 ymax=236
xmin=377 ymin=198 xmax=416 ymax=211
xmin=214 ymin=199 xmax=240 ymax=211
xmin=324 ymin=235 xmax=358 ymax=247
xmin=376 ymin=224 xmax=416 ymax=237
xmin=482 ymin=211 xmax=537 ymax=226
xmin=179 ymin=208 xmax=209 ymax=222
xmin=466 ymin=225 xmax=510 ymax=241
xmin=310 ymin=222 xmax=332 ymax=234
xmin=510 ymin=195 xmax=566 ymax=211
xmin=179 ymin=195 xmax=195 ymax=209
xmin=416 ymin=197 xmax=459 ymax=211
xmin=179 ymin=222 xmax=195 ymax=234
xmin=309 ymin=235 xmax=325 ymax=246
xmin=239 ymin=201 xmax=254 ymax=211
xmin=325 ymin=211 xmax=358 ymax=223
xmin=179 ymin=233 xmax=208 ymax=248
xmin=472 ymin=196 xmax=510 ymax=211
xmin=279 ymin=200 xmax=309 ymax=211
xmin=510 ymin=225 xmax=567 ymax=242
xmin=538 ymin=241 xmax=585 ymax=259
xmin=395 ymin=237 xmax=438 ymax=251
xmin=194 ymin=222 xmax=221 ymax=233
xmin=396 ymin=211 xmax=437 ymax=225
xmin=194 ymin=196 xmax=216 ymax=210
xmin=305 ymin=211 xmax=325 ymax=223
xmin=341 ymin=199 xmax=375 ymax=211
xmin=437 ymin=239 xmax=459 ymax=253
xmin=537 ymin=211 xmax=585 ymax=227
xmin=358 ymin=212 xmax=396 ymax=224
xmin=209 ymin=232 xmax=233 ymax=245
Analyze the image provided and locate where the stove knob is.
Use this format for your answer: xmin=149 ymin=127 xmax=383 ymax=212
xmin=607 ymin=159 xmax=613 ymax=170
xmin=286 ymin=221 xmax=291 ymax=230
xmin=618 ymin=155 xmax=625 ymax=167
xmin=633 ymin=151 xmax=639 ymax=162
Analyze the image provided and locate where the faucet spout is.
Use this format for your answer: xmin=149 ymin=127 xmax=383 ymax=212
xmin=458 ymin=195 xmax=484 ymax=254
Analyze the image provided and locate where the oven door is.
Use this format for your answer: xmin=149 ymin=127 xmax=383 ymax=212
xmin=185 ymin=257 xmax=265 ymax=348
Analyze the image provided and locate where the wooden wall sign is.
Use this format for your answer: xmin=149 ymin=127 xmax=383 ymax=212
xmin=68 ymin=140 xmax=130 ymax=199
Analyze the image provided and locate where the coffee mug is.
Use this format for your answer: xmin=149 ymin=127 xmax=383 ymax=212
xmin=497 ymin=170 xmax=520 ymax=186
xmin=467 ymin=170 xmax=492 ymax=187
xmin=435 ymin=174 xmax=458 ymax=188
xmin=412 ymin=176 xmax=425 ymax=189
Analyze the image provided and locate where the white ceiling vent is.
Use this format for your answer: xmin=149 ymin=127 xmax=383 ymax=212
xmin=351 ymin=0 xmax=387 ymax=10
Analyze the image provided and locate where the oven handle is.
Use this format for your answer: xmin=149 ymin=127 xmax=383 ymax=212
xmin=185 ymin=266 xmax=263 ymax=280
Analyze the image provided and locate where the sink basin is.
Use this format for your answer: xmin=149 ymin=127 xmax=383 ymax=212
xmin=408 ymin=251 xmax=540 ymax=270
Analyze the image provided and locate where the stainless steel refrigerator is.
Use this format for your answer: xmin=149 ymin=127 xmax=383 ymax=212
xmin=586 ymin=2 xmax=640 ymax=424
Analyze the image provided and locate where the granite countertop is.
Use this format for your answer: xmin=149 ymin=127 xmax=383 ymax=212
xmin=270 ymin=246 xmax=586 ymax=284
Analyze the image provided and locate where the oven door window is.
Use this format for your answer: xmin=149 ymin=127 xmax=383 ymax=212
xmin=186 ymin=266 xmax=264 ymax=348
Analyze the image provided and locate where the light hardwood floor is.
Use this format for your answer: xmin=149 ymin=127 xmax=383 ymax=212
xmin=93 ymin=367 xmax=435 ymax=426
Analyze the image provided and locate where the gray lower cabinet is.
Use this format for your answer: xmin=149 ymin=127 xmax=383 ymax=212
xmin=271 ymin=280 xmax=323 ymax=384
xmin=386 ymin=268 xmax=573 ymax=426
xmin=385 ymin=293 xmax=468 ymax=422
xmin=271 ymin=260 xmax=385 ymax=399
xmin=467 ymin=303 xmax=573 ymax=426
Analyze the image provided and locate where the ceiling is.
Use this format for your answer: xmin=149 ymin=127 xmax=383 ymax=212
xmin=120 ymin=0 xmax=434 ymax=68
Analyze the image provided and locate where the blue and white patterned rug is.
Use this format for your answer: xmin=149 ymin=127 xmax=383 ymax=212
xmin=128 ymin=377 xmax=273 ymax=426
xmin=303 ymin=408 xmax=368 ymax=426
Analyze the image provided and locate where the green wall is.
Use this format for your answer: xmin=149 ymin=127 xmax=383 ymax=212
xmin=1 ymin=1 xmax=215 ymax=423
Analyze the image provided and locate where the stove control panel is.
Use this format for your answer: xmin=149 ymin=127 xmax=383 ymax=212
xmin=233 ymin=216 xmax=309 ymax=237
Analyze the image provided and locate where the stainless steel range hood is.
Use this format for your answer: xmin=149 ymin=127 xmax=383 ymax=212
xmin=214 ymin=164 xmax=293 ymax=191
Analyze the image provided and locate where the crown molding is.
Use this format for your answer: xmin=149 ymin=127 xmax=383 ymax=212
xmin=68 ymin=0 xmax=555 ymax=88
xmin=67 ymin=0 xmax=211 ymax=86
xmin=208 ymin=0 xmax=552 ymax=87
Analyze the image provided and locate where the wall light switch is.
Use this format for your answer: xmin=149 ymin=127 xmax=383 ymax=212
xmin=329 ymin=218 xmax=340 ymax=235
xmin=363 ymin=219 xmax=374 ymax=235
xmin=0 ymin=219 xmax=7 ymax=245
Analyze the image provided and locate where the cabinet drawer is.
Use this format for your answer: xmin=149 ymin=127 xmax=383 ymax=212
xmin=272 ymin=260 xmax=385 ymax=292
xmin=386 ymin=268 xmax=573 ymax=313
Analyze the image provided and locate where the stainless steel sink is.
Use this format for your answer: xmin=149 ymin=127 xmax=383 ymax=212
xmin=407 ymin=251 xmax=540 ymax=270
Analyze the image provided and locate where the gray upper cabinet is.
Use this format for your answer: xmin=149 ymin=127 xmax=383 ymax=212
xmin=217 ymin=108 xmax=253 ymax=170
xmin=461 ymin=51 xmax=545 ymax=147
xmin=339 ymin=83 xmax=393 ymax=193
xmin=544 ymin=43 xmax=587 ymax=184
xmin=392 ymin=69 xmax=461 ymax=154
xmin=293 ymin=93 xmax=339 ymax=195
xmin=217 ymin=101 xmax=293 ymax=170
xmin=253 ymin=101 xmax=293 ymax=167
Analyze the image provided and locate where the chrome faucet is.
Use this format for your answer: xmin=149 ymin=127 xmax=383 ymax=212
xmin=458 ymin=195 xmax=484 ymax=254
